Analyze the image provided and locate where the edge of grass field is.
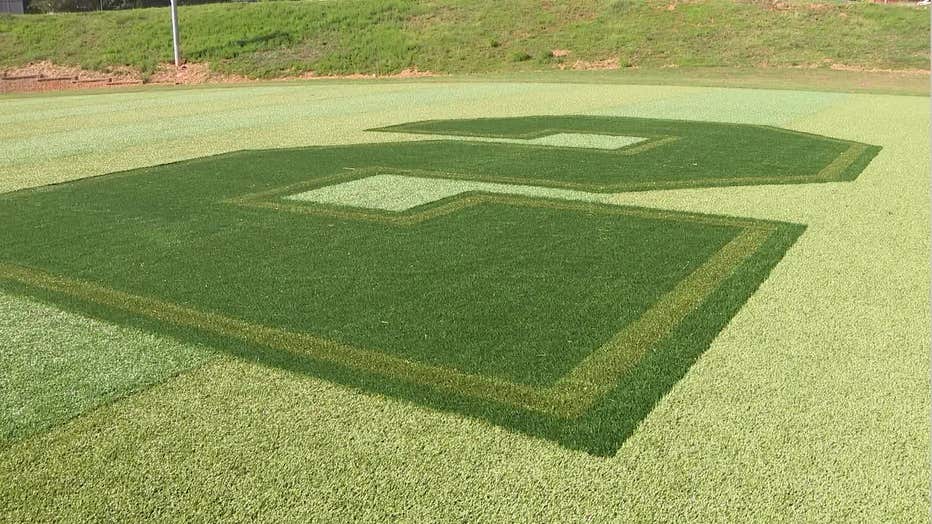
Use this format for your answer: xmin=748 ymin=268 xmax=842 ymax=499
xmin=0 ymin=68 xmax=927 ymax=101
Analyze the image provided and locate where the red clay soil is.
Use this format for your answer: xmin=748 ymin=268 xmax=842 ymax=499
xmin=0 ymin=61 xmax=143 ymax=93
xmin=560 ymin=57 xmax=622 ymax=71
xmin=0 ymin=61 xmax=437 ymax=94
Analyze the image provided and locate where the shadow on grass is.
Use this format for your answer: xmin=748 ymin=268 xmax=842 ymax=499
xmin=187 ymin=31 xmax=295 ymax=61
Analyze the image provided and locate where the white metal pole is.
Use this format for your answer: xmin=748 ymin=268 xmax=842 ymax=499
xmin=170 ymin=0 xmax=181 ymax=66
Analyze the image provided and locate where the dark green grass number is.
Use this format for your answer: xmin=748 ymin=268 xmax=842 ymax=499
xmin=0 ymin=116 xmax=876 ymax=455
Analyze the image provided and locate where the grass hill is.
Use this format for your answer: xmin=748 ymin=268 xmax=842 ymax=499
xmin=0 ymin=0 xmax=928 ymax=79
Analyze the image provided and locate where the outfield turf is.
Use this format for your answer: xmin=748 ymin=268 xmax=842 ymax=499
xmin=0 ymin=294 xmax=211 ymax=443
xmin=0 ymin=80 xmax=927 ymax=520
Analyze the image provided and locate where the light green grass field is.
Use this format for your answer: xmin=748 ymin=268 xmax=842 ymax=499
xmin=0 ymin=78 xmax=928 ymax=521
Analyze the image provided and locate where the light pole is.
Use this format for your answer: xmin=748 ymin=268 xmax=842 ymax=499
xmin=170 ymin=0 xmax=181 ymax=66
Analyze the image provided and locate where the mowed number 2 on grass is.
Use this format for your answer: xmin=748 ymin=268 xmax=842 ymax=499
xmin=0 ymin=116 xmax=878 ymax=455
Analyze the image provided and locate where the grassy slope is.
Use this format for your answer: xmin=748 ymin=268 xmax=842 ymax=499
xmin=0 ymin=80 xmax=927 ymax=520
xmin=0 ymin=0 xmax=928 ymax=77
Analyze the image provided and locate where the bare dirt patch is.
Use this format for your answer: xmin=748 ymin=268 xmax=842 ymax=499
xmin=0 ymin=61 xmax=145 ymax=93
xmin=1 ymin=62 xmax=439 ymax=94
xmin=559 ymin=57 xmax=621 ymax=71
xmin=1 ymin=61 xmax=141 ymax=94
xmin=828 ymin=63 xmax=930 ymax=75
xmin=300 ymin=67 xmax=436 ymax=80
xmin=147 ymin=62 xmax=252 ymax=85
xmin=0 ymin=61 xmax=137 ymax=82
